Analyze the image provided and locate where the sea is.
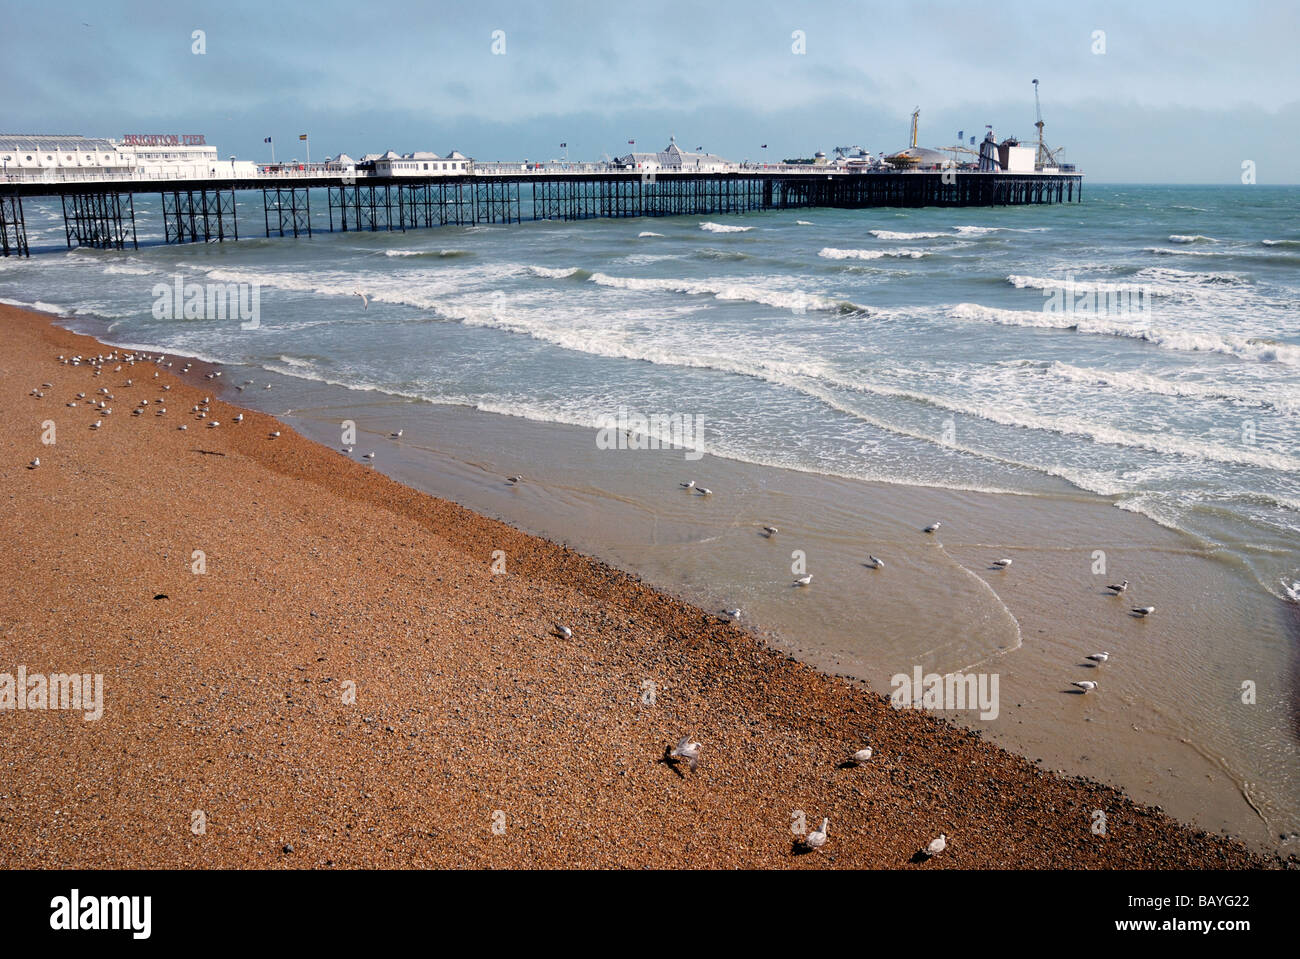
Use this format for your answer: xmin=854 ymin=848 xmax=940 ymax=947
xmin=3 ymin=183 xmax=1298 ymax=849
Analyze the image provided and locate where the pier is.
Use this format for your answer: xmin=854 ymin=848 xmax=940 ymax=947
xmin=0 ymin=169 xmax=1081 ymax=257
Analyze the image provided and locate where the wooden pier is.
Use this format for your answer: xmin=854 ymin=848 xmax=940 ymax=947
xmin=0 ymin=170 xmax=1081 ymax=257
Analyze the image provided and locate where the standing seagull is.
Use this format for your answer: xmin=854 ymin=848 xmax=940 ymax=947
xmin=1131 ymin=606 xmax=1155 ymax=617
xmin=695 ymin=487 xmax=712 ymax=496
xmin=849 ymin=747 xmax=873 ymax=765
xmin=803 ymin=818 xmax=829 ymax=851
xmin=668 ymin=735 xmax=701 ymax=771
xmin=993 ymin=558 xmax=1013 ymax=568
xmin=679 ymin=480 xmax=695 ymax=490
xmin=923 ymin=834 xmax=947 ymax=858
xmin=762 ymin=525 xmax=779 ymax=537
xmin=391 ymin=429 xmax=403 ymax=438
xmin=867 ymin=555 xmax=884 ymax=569
xmin=794 ymin=574 xmax=813 ymax=587
xmin=1108 ymin=580 xmax=1129 ymax=594
xmin=1086 ymin=652 xmax=1109 ymax=663
xmin=1072 ymin=681 xmax=1099 ymax=693
xmin=506 ymin=475 xmax=522 ymax=484
xmin=554 ymin=625 xmax=573 ymax=639
xmin=924 ymin=522 xmax=941 ymax=534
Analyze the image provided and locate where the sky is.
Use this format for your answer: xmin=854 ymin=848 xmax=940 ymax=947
xmin=2 ymin=0 xmax=1298 ymax=183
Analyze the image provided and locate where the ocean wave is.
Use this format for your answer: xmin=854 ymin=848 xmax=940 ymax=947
xmin=583 ymin=271 xmax=868 ymax=313
xmin=699 ymin=222 xmax=753 ymax=233
xmin=795 ymin=220 xmax=814 ymax=226
xmin=819 ymin=247 xmax=928 ymax=260
xmin=383 ymin=248 xmax=473 ymax=258
xmin=1169 ymin=234 xmax=1217 ymax=243
xmin=870 ymin=229 xmax=949 ymax=240
xmin=637 ymin=231 xmax=664 ymax=237
xmin=1262 ymin=239 xmax=1300 ymax=247
xmin=952 ymin=302 xmax=1300 ymax=366
xmin=0 ymin=296 xmax=72 ymax=316
xmin=1144 ymin=247 xmax=1220 ymax=257
xmin=103 ymin=264 xmax=156 ymax=275
xmin=1046 ymin=362 xmax=1300 ymax=413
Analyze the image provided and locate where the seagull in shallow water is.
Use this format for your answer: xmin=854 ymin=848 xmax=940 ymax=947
xmin=867 ymin=555 xmax=884 ymax=569
xmin=924 ymin=834 xmax=947 ymax=857
xmin=1086 ymin=652 xmax=1109 ymax=663
xmin=1072 ymin=681 xmax=1099 ymax=693
xmin=506 ymin=475 xmax=522 ymax=484
xmin=668 ymin=735 xmax=701 ymax=771
xmin=993 ymin=558 xmax=1013 ymax=568
xmin=1131 ymin=606 xmax=1155 ymax=617
xmin=804 ymin=818 xmax=829 ymax=850
xmin=391 ymin=429 xmax=403 ymax=438
xmin=849 ymin=747 xmax=873 ymax=765
xmin=363 ymin=451 xmax=375 ymax=460
xmin=679 ymin=480 xmax=695 ymax=489
xmin=924 ymin=522 xmax=941 ymax=533
xmin=724 ymin=608 xmax=742 ymax=620
xmin=1108 ymin=580 xmax=1129 ymax=594
xmin=794 ymin=574 xmax=813 ymax=587
xmin=695 ymin=487 xmax=712 ymax=496
xmin=762 ymin=525 xmax=779 ymax=537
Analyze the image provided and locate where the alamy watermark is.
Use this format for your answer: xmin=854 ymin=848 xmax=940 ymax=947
xmin=1 ymin=666 xmax=104 ymax=721
xmin=152 ymin=273 xmax=261 ymax=329
xmin=891 ymin=666 xmax=999 ymax=720
xmin=595 ymin=406 xmax=705 ymax=461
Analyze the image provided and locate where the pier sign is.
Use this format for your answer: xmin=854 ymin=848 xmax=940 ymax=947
xmin=122 ymin=134 xmax=206 ymax=146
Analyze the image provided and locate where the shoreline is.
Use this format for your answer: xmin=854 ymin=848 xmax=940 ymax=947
xmin=0 ymin=302 xmax=1285 ymax=868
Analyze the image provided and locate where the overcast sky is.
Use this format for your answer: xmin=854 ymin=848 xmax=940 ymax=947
xmin=3 ymin=0 xmax=1297 ymax=182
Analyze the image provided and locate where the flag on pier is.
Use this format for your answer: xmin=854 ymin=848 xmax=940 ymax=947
xmin=298 ymin=134 xmax=308 ymax=141
xmin=627 ymin=139 xmax=635 ymax=145
xmin=264 ymin=137 xmax=271 ymax=143
xmin=761 ymin=144 xmax=768 ymax=149
xmin=560 ymin=142 xmax=566 ymax=148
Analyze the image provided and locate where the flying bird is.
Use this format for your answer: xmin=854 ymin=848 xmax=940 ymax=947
xmin=354 ymin=290 xmax=369 ymax=309
xmin=668 ymin=735 xmax=701 ymax=771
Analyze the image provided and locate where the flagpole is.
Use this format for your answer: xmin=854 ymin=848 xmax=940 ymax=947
xmin=271 ymin=139 xmax=275 ymax=165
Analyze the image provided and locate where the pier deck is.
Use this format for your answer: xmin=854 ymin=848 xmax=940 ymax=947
xmin=0 ymin=169 xmax=1081 ymax=256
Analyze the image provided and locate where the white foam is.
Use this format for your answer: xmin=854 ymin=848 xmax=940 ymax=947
xmin=1169 ymin=234 xmax=1217 ymax=243
xmin=1047 ymin=361 xmax=1300 ymax=413
xmin=795 ymin=220 xmax=814 ymax=226
xmin=583 ymin=271 xmax=866 ymax=313
xmin=819 ymin=247 xmax=928 ymax=260
xmin=637 ymin=231 xmax=664 ymax=237
xmin=953 ymin=302 xmax=1300 ymax=366
xmin=870 ymin=229 xmax=948 ymax=240
xmin=699 ymin=222 xmax=753 ymax=233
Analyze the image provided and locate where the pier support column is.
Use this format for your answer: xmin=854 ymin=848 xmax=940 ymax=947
xmin=0 ymin=193 xmax=29 ymax=257
xmin=63 ymin=192 xmax=136 ymax=250
xmin=262 ymin=186 xmax=311 ymax=238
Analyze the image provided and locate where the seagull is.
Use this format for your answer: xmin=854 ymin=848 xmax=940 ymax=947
xmin=354 ymin=289 xmax=369 ymax=310
xmin=1108 ymin=580 xmax=1129 ymax=594
xmin=342 ymin=446 xmax=353 ymax=454
xmin=762 ymin=525 xmax=779 ymax=537
xmin=506 ymin=475 xmax=522 ymax=484
xmin=391 ymin=429 xmax=403 ymax=438
xmin=924 ymin=834 xmax=947 ymax=857
xmin=208 ymin=421 xmax=220 ymax=428
xmin=28 ymin=458 xmax=39 ymax=469
xmin=804 ymin=818 xmax=829 ymax=851
xmin=178 ymin=425 xmax=188 ymax=431
xmin=363 ymin=451 xmax=376 ymax=460
xmin=233 ymin=414 xmax=243 ymax=422
xmin=555 ymin=625 xmax=573 ymax=639
xmin=90 ymin=420 xmax=102 ymax=430
xmin=924 ymin=522 xmax=941 ymax=533
xmin=1072 ymin=681 xmax=1099 ymax=693
xmin=1086 ymin=652 xmax=1109 ymax=663
xmin=695 ymin=487 xmax=712 ymax=496
xmin=679 ymin=480 xmax=695 ymax=489
xmin=264 ymin=384 xmax=272 ymax=390
xmin=849 ymin=747 xmax=873 ymax=765
xmin=724 ymin=608 xmax=742 ymax=620
xmin=269 ymin=431 xmax=281 ymax=438
xmin=1132 ymin=606 xmax=1155 ymax=617
xmin=794 ymin=574 xmax=813 ymax=586
xmin=668 ymin=735 xmax=701 ymax=772
xmin=867 ymin=555 xmax=884 ymax=569
xmin=993 ymin=558 xmax=1013 ymax=568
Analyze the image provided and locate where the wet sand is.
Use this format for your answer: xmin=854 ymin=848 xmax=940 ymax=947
xmin=0 ymin=303 xmax=1283 ymax=868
